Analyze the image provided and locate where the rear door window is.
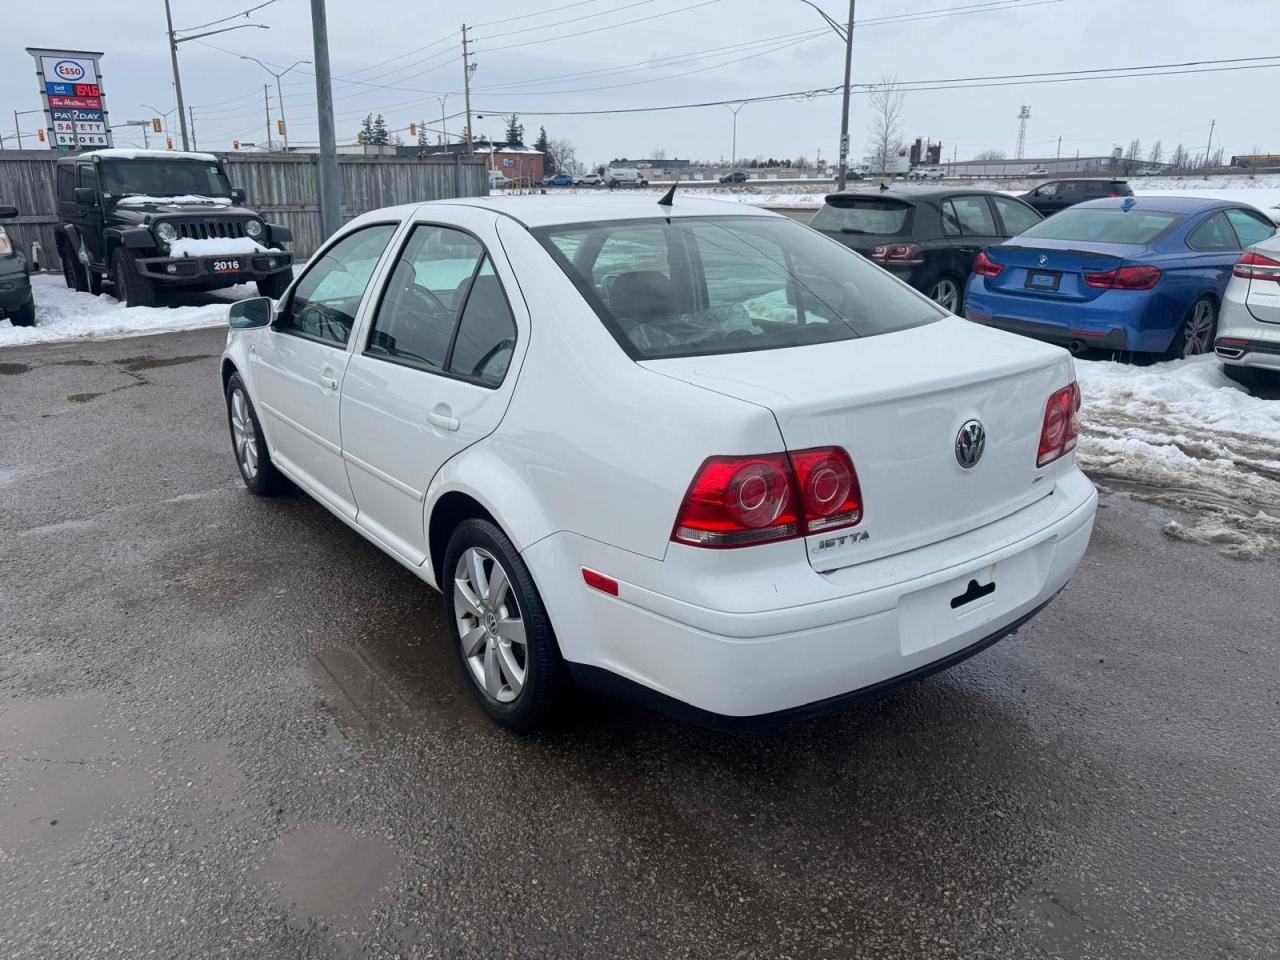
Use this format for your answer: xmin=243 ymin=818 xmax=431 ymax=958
xmin=1224 ymin=208 xmax=1276 ymax=249
xmin=942 ymin=196 xmax=998 ymax=237
xmin=991 ymin=196 xmax=1041 ymax=236
xmin=1187 ymin=213 xmax=1238 ymax=253
xmin=809 ymin=199 xmax=912 ymax=236
xmin=56 ymin=165 xmax=75 ymax=201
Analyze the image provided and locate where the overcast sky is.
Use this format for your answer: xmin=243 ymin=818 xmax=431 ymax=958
xmin=2 ymin=0 xmax=1277 ymax=167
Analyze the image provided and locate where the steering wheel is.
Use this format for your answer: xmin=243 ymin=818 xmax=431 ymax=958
xmin=398 ymin=282 xmax=449 ymax=318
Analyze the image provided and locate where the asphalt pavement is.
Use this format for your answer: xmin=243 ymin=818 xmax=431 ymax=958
xmin=1 ymin=328 xmax=1277 ymax=960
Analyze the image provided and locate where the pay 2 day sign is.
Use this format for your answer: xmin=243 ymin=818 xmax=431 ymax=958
xmin=26 ymin=48 xmax=113 ymax=149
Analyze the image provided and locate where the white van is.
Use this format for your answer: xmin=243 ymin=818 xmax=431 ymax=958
xmin=489 ymin=170 xmax=513 ymax=190
xmin=607 ymin=167 xmax=649 ymax=188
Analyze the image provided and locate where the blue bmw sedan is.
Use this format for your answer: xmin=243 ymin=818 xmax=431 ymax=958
xmin=963 ymin=196 xmax=1276 ymax=358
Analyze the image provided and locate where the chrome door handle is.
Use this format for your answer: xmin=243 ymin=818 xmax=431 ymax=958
xmin=319 ymin=375 xmax=338 ymax=390
xmin=426 ymin=410 xmax=460 ymax=431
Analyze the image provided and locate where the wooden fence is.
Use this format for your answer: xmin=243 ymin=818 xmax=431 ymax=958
xmin=0 ymin=150 xmax=489 ymax=265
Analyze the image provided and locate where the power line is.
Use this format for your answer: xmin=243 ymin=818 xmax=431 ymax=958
xmin=477 ymin=0 xmax=661 ymax=41
xmin=474 ymin=0 xmax=723 ymax=54
xmin=470 ymin=0 xmax=604 ymax=29
xmin=175 ymin=0 xmax=278 ymax=33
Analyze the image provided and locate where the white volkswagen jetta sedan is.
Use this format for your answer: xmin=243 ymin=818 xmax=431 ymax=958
xmin=221 ymin=194 xmax=1097 ymax=730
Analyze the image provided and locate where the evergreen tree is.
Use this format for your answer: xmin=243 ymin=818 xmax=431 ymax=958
xmin=505 ymin=114 xmax=525 ymax=145
xmin=534 ymin=126 xmax=552 ymax=172
xmin=356 ymin=113 xmax=375 ymax=145
xmin=417 ymin=120 xmax=429 ymax=147
xmin=371 ymin=113 xmax=389 ymax=146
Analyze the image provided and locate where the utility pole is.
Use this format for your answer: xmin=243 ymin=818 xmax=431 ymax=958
xmin=836 ymin=0 xmax=854 ymax=191
xmin=188 ymin=107 xmax=196 ymax=150
xmin=726 ymin=103 xmax=745 ymax=168
xmin=461 ymin=24 xmax=475 ymax=153
xmin=163 ymin=0 xmax=191 ymax=149
xmin=1056 ymin=135 xmax=1062 ymax=159
xmin=1205 ymin=118 xmax=1216 ymax=169
xmin=311 ymin=0 xmax=341 ymax=237
xmin=436 ymin=95 xmax=450 ymax=149
xmin=242 ymin=57 xmax=309 ymax=152
xmin=13 ymin=111 xmax=21 ymax=150
xmin=263 ymin=85 xmax=273 ymax=151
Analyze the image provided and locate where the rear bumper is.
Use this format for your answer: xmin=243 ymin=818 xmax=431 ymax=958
xmin=1217 ymin=283 xmax=1280 ymax=369
xmin=0 ymin=262 xmax=32 ymax=314
xmin=969 ymin=312 xmax=1129 ymax=351
xmin=526 ymin=468 xmax=1097 ymax=721
xmin=137 ymin=250 xmax=292 ymax=283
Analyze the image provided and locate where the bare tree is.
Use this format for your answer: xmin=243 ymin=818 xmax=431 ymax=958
xmin=1170 ymin=142 xmax=1188 ymax=169
xmin=794 ymin=154 xmax=809 ymax=172
xmin=1125 ymin=138 xmax=1142 ymax=162
xmin=649 ymin=147 xmax=668 ymax=162
xmin=1208 ymin=146 xmax=1225 ymax=168
xmin=866 ymin=74 xmax=906 ymax=173
xmin=545 ymin=137 xmax=578 ymax=176
xmin=974 ymin=149 xmax=1006 ymax=161
xmin=1148 ymin=139 xmax=1163 ymax=165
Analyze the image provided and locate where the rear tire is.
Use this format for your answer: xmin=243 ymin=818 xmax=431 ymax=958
xmin=927 ymin=275 xmax=964 ymax=315
xmin=443 ymin=518 xmax=566 ymax=732
xmin=225 ymin=372 xmax=287 ymax=495
xmin=1166 ymin=296 xmax=1217 ymax=360
xmin=112 ymin=248 xmax=158 ymax=308
xmin=7 ymin=296 xmax=35 ymax=327
xmin=61 ymin=247 xmax=88 ymax=293
xmin=1222 ymin=363 xmax=1276 ymax=391
xmin=256 ymin=269 xmax=291 ymax=300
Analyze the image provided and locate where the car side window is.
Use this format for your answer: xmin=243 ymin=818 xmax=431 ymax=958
xmin=991 ymin=196 xmax=1041 ymax=236
xmin=366 ymin=224 xmax=484 ymax=370
xmin=1224 ymin=209 xmax=1276 ymax=249
xmin=56 ymin=165 xmax=75 ymax=201
xmin=77 ymin=164 xmax=97 ymax=191
xmin=1187 ymin=213 xmax=1238 ymax=253
xmin=447 ymin=257 xmax=518 ymax=385
xmin=279 ymin=223 xmax=398 ymax=346
xmin=1059 ymin=181 xmax=1084 ymax=199
xmin=945 ymin=196 xmax=998 ymax=237
xmin=1035 ymin=182 xmax=1059 ymax=198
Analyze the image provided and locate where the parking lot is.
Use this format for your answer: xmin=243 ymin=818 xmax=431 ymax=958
xmin=2 ymin=328 xmax=1278 ymax=958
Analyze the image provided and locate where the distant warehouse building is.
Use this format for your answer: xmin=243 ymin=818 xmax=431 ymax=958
xmin=403 ymin=141 xmax=545 ymax=182
xmin=945 ymin=155 xmax=1122 ymax=178
xmin=610 ymin=158 xmax=692 ymax=176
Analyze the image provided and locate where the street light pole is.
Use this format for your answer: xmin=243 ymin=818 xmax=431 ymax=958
xmin=241 ymin=57 xmax=310 ymax=151
xmin=163 ymin=0 xmax=190 ymax=149
xmin=797 ymin=0 xmax=855 ymax=191
xmin=310 ymin=0 xmax=341 ymax=238
xmin=725 ymin=103 xmax=746 ymax=168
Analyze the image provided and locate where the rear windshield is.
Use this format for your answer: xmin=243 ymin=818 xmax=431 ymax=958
xmin=1017 ymin=207 xmax=1182 ymax=245
xmin=810 ymin=198 xmax=912 ymax=236
xmin=535 ymin=215 xmax=942 ymax=360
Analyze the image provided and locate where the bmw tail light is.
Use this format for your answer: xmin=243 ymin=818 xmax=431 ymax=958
xmin=1037 ymin=382 xmax=1081 ymax=467
xmin=672 ymin=448 xmax=863 ymax=548
xmin=973 ymin=251 xmax=1004 ymax=277
xmin=1084 ymin=265 xmax=1161 ymax=290
xmin=1233 ymin=251 xmax=1280 ymax=281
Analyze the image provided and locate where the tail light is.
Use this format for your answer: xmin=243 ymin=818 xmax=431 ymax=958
xmin=973 ymin=251 xmax=1003 ymax=277
xmin=672 ymin=448 xmax=862 ymax=549
xmin=1233 ymin=251 xmax=1280 ymax=281
xmin=870 ymin=242 xmax=924 ymax=264
xmin=1084 ymin=265 xmax=1161 ymax=290
xmin=1037 ymin=382 xmax=1081 ymax=467
xmin=0 ymin=226 xmax=11 ymax=257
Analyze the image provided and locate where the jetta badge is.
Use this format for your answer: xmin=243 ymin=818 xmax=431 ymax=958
xmin=1038 ymin=254 xmax=1049 ymax=265
xmin=955 ymin=420 xmax=986 ymax=469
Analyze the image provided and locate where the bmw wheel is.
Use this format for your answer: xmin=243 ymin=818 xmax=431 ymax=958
xmin=1172 ymin=297 xmax=1217 ymax=360
xmin=444 ymin=518 xmax=565 ymax=731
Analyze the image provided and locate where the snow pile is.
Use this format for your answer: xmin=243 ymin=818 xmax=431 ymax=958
xmin=0 ymin=274 xmax=254 ymax=347
xmin=168 ymin=236 xmax=269 ymax=258
xmin=1076 ymin=354 xmax=1280 ymax=558
xmin=115 ymin=195 xmax=231 ymax=207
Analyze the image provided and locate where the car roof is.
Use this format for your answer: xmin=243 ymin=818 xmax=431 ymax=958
xmin=823 ymin=186 xmax=1015 ymax=204
xmin=1071 ymin=195 xmax=1244 ymax=215
xmin=422 ymin=193 xmax=778 ymax=228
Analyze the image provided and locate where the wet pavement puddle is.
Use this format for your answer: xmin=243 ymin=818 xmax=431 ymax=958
xmin=306 ymin=647 xmax=417 ymax=736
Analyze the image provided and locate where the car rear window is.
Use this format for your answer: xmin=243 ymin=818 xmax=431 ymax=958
xmin=1017 ymin=207 xmax=1182 ymax=245
xmin=535 ymin=215 xmax=942 ymax=360
xmin=810 ymin=198 xmax=912 ymax=236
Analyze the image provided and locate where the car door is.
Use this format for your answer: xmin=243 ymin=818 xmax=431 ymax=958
xmin=1025 ymin=181 xmax=1059 ymax=216
xmin=75 ymin=162 xmax=105 ymax=267
xmin=251 ymin=221 xmax=400 ymax=520
xmin=1184 ymin=211 xmax=1242 ymax=293
xmin=339 ymin=213 xmax=527 ymax=565
xmin=941 ymin=195 xmax=1002 ymax=278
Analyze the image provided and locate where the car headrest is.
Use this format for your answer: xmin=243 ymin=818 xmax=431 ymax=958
xmin=608 ymin=270 xmax=675 ymax=325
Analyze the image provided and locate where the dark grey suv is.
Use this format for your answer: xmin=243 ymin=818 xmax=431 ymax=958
xmin=1020 ymin=178 xmax=1133 ymax=217
xmin=0 ymin=204 xmax=34 ymax=327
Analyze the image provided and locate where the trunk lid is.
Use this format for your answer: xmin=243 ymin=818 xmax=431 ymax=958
xmin=982 ymin=239 xmax=1147 ymax=303
xmin=643 ymin=316 xmax=1074 ymax=572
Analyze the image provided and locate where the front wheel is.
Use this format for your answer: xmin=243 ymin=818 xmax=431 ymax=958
xmin=928 ymin=275 xmax=963 ymax=315
xmin=444 ymin=519 xmax=566 ymax=731
xmin=257 ymin=269 xmax=291 ymax=300
xmin=225 ymin=372 xmax=287 ymax=495
xmin=1168 ymin=297 xmax=1217 ymax=360
xmin=112 ymin=248 xmax=158 ymax=308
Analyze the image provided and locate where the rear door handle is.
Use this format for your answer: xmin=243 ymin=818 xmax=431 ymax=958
xmin=426 ymin=410 xmax=460 ymax=432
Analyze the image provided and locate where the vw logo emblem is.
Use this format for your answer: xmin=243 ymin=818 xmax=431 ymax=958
xmin=955 ymin=420 xmax=986 ymax=469
xmin=1037 ymin=254 xmax=1049 ymax=266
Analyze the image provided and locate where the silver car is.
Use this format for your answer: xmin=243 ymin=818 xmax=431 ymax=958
xmin=1216 ymin=233 xmax=1280 ymax=389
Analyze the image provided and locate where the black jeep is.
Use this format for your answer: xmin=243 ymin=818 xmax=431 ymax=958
xmin=54 ymin=150 xmax=293 ymax=308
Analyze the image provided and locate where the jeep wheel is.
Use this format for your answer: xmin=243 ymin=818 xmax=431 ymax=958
xmin=7 ymin=296 xmax=36 ymax=327
xmin=61 ymin=248 xmax=88 ymax=293
xmin=112 ymin=248 xmax=158 ymax=309
xmin=257 ymin=269 xmax=291 ymax=300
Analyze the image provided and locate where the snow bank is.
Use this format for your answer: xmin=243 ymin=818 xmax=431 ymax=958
xmin=116 ymin=195 xmax=231 ymax=208
xmin=0 ymin=274 xmax=254 ymax=347
xmin=1076 ymin=354 xmax=1280 ymax=558
xmin=168 ymin=237 xmax=269 ymax=258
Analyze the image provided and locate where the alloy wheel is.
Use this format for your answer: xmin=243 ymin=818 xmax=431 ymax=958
xmin=229 ymin=388 xmax=259 ymax=480
xmin=453 ymin=547 xmax=527 ymax=704
xmin=1182 ymin=300 xmax=1216 ymax=358
xmin=930 ymin=278 xmax=959 ymax=312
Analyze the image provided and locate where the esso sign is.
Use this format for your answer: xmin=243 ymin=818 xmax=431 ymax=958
xmin=53 ymin=60 xmax=86 ymax=82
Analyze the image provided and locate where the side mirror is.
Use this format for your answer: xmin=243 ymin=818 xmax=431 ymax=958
xmin=228 ymin=297 xmax=273 ymax=329
xmin=0 ymin=204 xmax=17 ymax=219
xmin=74 ymin=187 xmax=97 ymax=205
xmin=231 ymin=187 xmax=247 ymax=204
